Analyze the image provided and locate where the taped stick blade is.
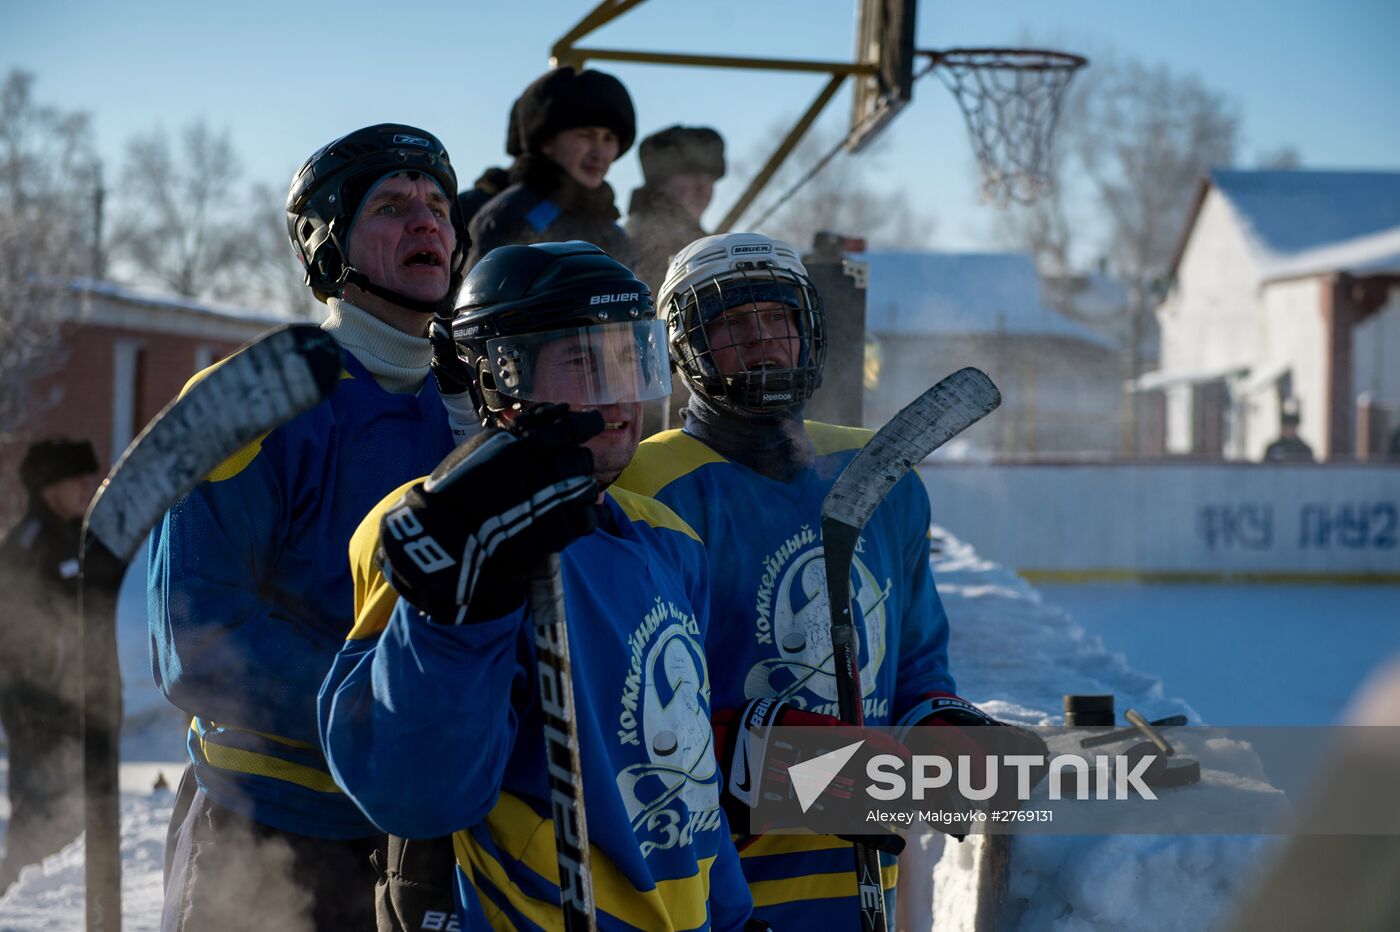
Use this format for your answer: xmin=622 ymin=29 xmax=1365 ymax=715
xmin=85 ymin=324 xmax=341 ymax=561
xmin=822 ymin=367 xmax=999 ymax=532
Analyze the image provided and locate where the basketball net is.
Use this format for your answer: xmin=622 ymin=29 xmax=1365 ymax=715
xmin=928 ymin=48 xmax=1088 ymax=206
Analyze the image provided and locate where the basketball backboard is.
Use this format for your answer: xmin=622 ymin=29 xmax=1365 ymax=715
xmin=848 ymin=0 xmax=917 ymax=153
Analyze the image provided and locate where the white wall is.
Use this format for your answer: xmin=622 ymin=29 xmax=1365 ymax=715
xmin=1353 ymin=287 xmax=1400 ymax=406
xmin=1257 ymin=277 xmax=1330 ymax=457
xmin=922 ymin=463 xmax=1400 ymax=579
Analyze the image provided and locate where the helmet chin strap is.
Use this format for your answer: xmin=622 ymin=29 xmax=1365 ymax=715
xmin=341 ymin=267 xmax=454 ymax=315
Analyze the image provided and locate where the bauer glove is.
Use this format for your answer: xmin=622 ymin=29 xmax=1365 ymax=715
xmin=378 ymin=404 xmax=603 ymax=624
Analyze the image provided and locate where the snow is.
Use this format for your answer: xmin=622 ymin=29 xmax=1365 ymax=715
xmin=1211 ymin=169 xmax=1400 ymax=280
xmin=1213 ymin=169 xmax=1400 ymax=259
xmin=920 ymin=529 xmax=1283 ymax=932
xmin=68 ymin=277 xmax=293 ymax=327
xmin=0 ymin=530 xmax=1323 ymax=930
xmin=857 ymin=251 xmax=1117 ymax=348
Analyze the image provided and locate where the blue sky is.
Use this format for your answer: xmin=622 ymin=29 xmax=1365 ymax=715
xmin=8 ymin=0 xmax=1399 ymax=257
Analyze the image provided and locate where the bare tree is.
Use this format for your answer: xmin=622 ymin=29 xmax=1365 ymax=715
xmin=109 ymin=120 xmax=256 ymax=299
xmin=236 ymin=183 xmax=323 ymax=320
xmin=0 ymin=70 xmax=99 ymax=445
xmin=742 ymin=122 xmax=936 ymax=251
xmin=1077 ymin=59 xmax=1238 ymax=382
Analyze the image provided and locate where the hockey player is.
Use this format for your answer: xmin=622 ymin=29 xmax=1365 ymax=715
xmin=319 ymin=242 xmax=753 ymax=931
xmin=148 ymin=124 xmax=465 ymax=930
xmin=614 ymin=232 xmax=1045 ymax=928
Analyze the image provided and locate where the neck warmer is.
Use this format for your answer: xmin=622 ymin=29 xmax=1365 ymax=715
xmin=322 ymin=300 xmax=431 ymax=394
xmin=681 ymin=391 xmax=812 ymax=483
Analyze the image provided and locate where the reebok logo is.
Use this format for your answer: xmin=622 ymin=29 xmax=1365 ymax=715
xmin=393 ymin=134 xmax=432 ymax=147
xmin=788 ymin=740 xmax=866 ymax=813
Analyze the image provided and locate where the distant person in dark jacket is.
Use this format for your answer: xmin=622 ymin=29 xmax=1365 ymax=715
xmin=1264 ymin=402 xmax=1315 ymax=462
xmin=0 ymin=438 xmax=122 ymax=893
xmin=626 ymin=125 xmax=726 ymax=292
xmin=467 ymin=67 xmax=636 ymax=269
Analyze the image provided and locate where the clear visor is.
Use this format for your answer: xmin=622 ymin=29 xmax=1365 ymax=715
xmin=483 ymin=319 xmax=672 ymax=407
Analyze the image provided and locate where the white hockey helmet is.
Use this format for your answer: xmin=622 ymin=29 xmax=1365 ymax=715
xmin=658 ymin=232 xmax=826 ymax=415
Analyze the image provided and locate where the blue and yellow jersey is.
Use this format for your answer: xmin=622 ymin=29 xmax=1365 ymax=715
xmin=614 ymin=422 xmax=956 ymax=926
xmin=320 ymin=484 xmax=753 ymax=931
xmin=147 ymin=350 xmax=454 ymax=838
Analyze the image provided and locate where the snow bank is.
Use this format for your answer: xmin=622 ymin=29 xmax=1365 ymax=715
xmin=919 ymin=527 xmax=1277 ymax=932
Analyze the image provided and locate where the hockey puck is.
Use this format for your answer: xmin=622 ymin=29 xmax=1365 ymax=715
xmin=1120 ymin=742 xmax=1170 ymax=784
xmin=782 ymin=632 xmax=807 ymax=653
xmin=1064 ymin=694 xmax=1115 ymax=727
xmin=652 ymin=731 xmax=678 ymax=756
xmin=1151 ymin=757 xmax=1201 ymax=788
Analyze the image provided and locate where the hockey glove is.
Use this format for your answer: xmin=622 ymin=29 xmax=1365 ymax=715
xmin=904 ymin=693 xmax=1050 ymax=827
xmin=712 ymin=697 xmax=910 ymax=855
xmin=378 ymin=404 xmax=604 ymax=624
xmin=429 ymin=314 xmax=481 ymax=443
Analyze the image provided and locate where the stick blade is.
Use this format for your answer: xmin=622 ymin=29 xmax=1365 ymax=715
xmin=822 ymin=367 xmax=1000 ymax=531
xmin=84 ymin=324 xmax=342 ymax=560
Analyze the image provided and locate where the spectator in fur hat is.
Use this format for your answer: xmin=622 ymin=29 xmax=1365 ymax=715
xmin=626 ymin=126 xmax=727 ymax=434
xmin=467 ymin=67 xmax=637 ymax=269
xmin=1 ymin=438 xmax=123 ymax=893
xmin=626 ymin=125 xmax=726 ymax=293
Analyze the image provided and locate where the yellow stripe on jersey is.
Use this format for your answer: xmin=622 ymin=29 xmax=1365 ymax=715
xmin=457 ymin=792 xmax=717 ymax=931
xmin=616 ymin=430 xmax=726 ymax=498
xmin=747 ymin=863 xmax=899 ymax=909
xmin=193 ymin=723 xmax=342 ymax=794
xmin=607 ymin=486 xmax=701 ymax=543
xmin=803 ymin=421 xmax=873 ymax=456
xmin=347 ymin=477 xmax=423 ymax=641
xmin=738 ymin=833 xmax=852 ymax=857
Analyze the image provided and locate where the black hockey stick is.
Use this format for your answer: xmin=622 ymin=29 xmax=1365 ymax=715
xmin=81 ymin=324 xmax=342 ymax=932
xmin=820 ymin=367 xmax=1001 ymax=932
xmin=528 ymin=554 xmax=597 ymax=932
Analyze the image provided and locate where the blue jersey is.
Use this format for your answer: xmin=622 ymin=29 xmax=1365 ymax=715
xmin=321 ymin=484 xmax=753 ymax=932
xmin=614 ymin=422 xmax=956 ymax=926
xmin=148 ymin=349 xmax=454 ymax=838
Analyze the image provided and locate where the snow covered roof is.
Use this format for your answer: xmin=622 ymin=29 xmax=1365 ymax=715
xmin=856 ymin=251 xmax=1116 ymax=348
xmin=1172 ymin=169 xmax=1400 ymax=282
xmin=69 ymin=278 xmax=293 ymax=325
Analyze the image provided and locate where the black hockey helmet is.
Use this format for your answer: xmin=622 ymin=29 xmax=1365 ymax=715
xmin=286 ymin=123 xmax=469 ymax=312
xmin=450 ymin=241 xmax=670 ymax=419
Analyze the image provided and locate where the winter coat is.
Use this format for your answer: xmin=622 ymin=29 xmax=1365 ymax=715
xmin=624 ymin=185 xmax=707 ymax=294
xmin=456 ymin=166 xmax=511 ymax=232
xmin=467 ymin=156 xmax=634 ymax=270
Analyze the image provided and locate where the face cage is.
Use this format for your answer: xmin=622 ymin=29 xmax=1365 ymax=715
xmin=668 ymin=267 xmax=826 ymax=415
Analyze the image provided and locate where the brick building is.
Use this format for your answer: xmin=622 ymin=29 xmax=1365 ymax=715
xmin=1 ymin=280 xmax=292 ymax=523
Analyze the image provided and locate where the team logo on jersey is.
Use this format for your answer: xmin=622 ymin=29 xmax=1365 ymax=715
xmin=746 ymin=525 xmax=891 ymax=719
xmin=616 ymin=598 xmax=722 ymax=858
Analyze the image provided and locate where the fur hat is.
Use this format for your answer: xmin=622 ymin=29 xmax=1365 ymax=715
xmin=640 ymin=126 xmax=726 ymax=184
xmin=20 ymin=437 xmax=99 ymax=495
xmin=510 ymin=67 xmax=636 ymax=158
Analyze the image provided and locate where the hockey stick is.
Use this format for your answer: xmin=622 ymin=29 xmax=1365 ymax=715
xmin=81 ymin=324 xmax=342 ymax=932
xmin=820 ymin=367 xmax=1001 ymax=932
xmin=528 ymin=553 xmax=597 ymax=932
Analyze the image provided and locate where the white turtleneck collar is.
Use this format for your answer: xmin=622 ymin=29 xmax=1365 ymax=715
xmin=321 ymin=299 xmax=432 ymax=394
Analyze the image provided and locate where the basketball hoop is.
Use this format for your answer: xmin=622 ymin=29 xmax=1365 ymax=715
xmin=923 ymin=48 xmax=1088 ymax=206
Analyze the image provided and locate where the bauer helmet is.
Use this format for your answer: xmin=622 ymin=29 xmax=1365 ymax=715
xmin=451 ymin=242 xmax=670 ymax=420
xmin=658 ymin=232 xmax=825 ymax=415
